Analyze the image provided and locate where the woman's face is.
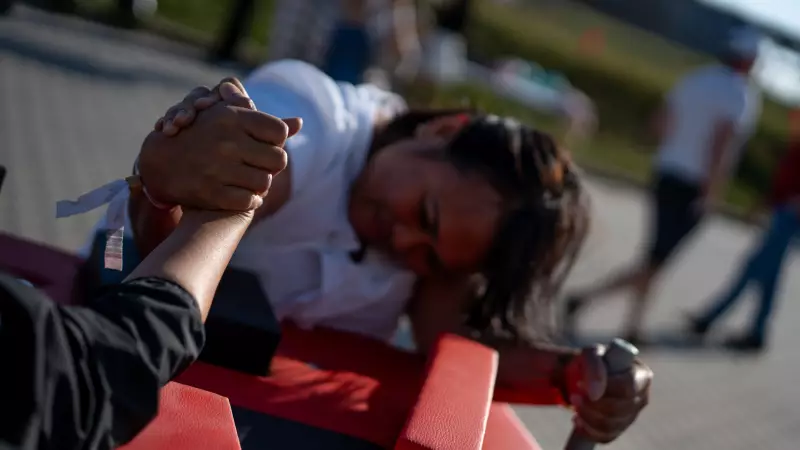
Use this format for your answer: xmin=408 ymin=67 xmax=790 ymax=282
xmin=348 ymin=137 xmax=503 ymax=277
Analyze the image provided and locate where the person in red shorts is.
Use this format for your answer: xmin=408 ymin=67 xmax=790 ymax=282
xmin=686 ymin=122 xmax=800 ymax=352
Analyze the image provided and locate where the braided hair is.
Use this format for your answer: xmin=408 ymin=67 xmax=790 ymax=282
xmin=375 ymin=110 xmax=591 ymax=343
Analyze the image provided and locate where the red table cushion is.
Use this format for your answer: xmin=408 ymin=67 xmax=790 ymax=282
xmin=120 ymin=382 xmax=240 ymax=450
xmin=1 ymin=233 xmax=547 ymax=449
xmin=176 ymin=323 xmax=428 ymax=448
xmin=395 ymin=335 xmax=498 ymax=450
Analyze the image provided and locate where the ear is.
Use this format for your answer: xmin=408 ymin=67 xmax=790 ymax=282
xmin=414 ymin=114 xmax=471 ymax=141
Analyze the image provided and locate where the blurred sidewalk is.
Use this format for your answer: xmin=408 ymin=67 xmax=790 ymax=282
xmin=1 ymin=6 xmax=799 ymax=449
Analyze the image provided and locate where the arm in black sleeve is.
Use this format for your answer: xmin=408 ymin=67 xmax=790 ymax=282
xmin=0 ymin=272 xmax=205 ymax=450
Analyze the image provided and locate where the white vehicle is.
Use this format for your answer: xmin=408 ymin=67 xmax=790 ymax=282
xmin=475 ymin=58 xmax=598 ymax=140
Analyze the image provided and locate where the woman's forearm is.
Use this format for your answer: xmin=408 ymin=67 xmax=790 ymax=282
xmin=125 ymin=210 xmax=253 ymax=321
xmin=129 ymin=189 xmax=184 ymax=259
xmin=478 ymin=336 xmax=578 ymax=396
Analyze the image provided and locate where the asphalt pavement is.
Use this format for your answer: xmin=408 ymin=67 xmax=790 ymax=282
xmin=1 ymin=6 xmax=798 ymax=449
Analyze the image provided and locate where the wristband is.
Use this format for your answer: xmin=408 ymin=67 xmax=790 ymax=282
xmin=133 ymin=157 xmax=177 ymax=211
xmin=56 ymin=175 xmax=143 ymax=271
xmin=142 ymin=185 xmax=177 ymax=210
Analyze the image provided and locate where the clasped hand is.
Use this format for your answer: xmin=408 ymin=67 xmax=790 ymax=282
xmin=564 ymin=345 xmax=652 ymax=444
xmin=138 ymin=77 xmax=302 ymax=211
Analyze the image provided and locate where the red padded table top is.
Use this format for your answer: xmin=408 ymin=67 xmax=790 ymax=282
xmin=176 ymin=323 xmax=427 ymax=448
xmin=1 ymin=232 xmax=543 ymax=449
xmin=177 ymin=325 xmax=542 ymax=449
xmin=395 ymin=335 xmax=498 ymax=450
xmin=120 ymin=382 xmax=240 ymax=450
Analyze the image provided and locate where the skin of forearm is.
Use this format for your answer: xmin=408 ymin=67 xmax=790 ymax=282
xmin=495 ymin=340 xmax=577 ymax=393
xmin=125 ymin=210 xmax=252 ymax=321
xmin=460 ymin=329 xmax=579 ymax=396
xmin=129 ymin=189 xmax=183 ymax=259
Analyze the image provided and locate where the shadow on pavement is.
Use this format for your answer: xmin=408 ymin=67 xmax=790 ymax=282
xmin=566 ymin=329 xmax=766 ymax=358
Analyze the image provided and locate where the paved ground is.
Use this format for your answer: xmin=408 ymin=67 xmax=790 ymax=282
xmin=2 ymin=6 xmax=799 ymax=449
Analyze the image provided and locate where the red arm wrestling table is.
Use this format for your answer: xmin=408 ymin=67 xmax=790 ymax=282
xmin=1 ymin=232 xmax=554 ymax=449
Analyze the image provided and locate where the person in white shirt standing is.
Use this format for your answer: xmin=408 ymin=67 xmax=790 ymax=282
xmin=563 ymin=27 xmax=764 ymax=345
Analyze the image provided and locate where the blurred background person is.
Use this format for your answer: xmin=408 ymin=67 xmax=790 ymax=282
xmin=424 ymin=0 xmax=471 ymax=83
xmin=559 ymin=88 xmax=598 ymax=149
xmin=258 ymin=0 xmax=420 ymax=88
xmin=211 ymin=0 xmax=260 ymax=63
xmin=322 ymin=0 xmax=378 ymax=85
xmin=686 ymin=116 xmax=800 ymax=352
xmin=412 ymin=0 xmax=472 ymax=103
xmin=322 ymin=0 xmax=420 ymax=87
xmin=261 ymin=0 xmax=333 ymax=65
xmin=562 ymin=27 xmax=764 ymax=345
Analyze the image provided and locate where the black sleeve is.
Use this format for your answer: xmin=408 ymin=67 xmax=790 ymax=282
xmin=0 ymin=273 xmax=205 ymax=450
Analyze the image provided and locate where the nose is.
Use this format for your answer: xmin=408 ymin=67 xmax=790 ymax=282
xmin=390 ymin=223 xmax=429 ymax=253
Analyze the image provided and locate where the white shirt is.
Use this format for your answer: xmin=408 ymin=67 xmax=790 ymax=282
xmin=82 ymin=61 xmax=415 ymax=341
xmin=655 ymin=64 xmax=761 ymax=183
xmin=234 ymin=60 xmax=415 ymax=340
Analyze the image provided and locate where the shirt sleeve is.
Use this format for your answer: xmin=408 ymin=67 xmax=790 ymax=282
xmin=0 ymin=274 xmax=204 ymax=450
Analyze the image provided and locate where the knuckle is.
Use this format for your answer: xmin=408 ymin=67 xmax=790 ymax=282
xmin=217 ymin=104 xmax=238 ymax=126
xmin=215 ymin=140 xmax=238 ymax=159
xmin=231 ymin=96 xmax=253 ymax=109
xmin=220 ymin=76 xmax=242 ymax=88
xmin=205 ymin=104 xmax=235 ymax=128
xmin=164 ymin=105 xmax=181 ymax=119
xmin=236 ymin=197 xmax=254 ymax=211
xmin=277 ymin=148 xmax=289 ymax=170
xmin=271 ymin=147 xmax=288 ymax=172
xmin=187 ymin=85 xmax=211 ymax=100
xmin=254 ymin=173 xmax=272 ymax=192
xmin=275 ymin=119 xmax=290 ymax=141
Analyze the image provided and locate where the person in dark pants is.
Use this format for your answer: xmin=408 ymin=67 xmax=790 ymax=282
xmin=0 ymin=78 xmax=290 ymax=449
xmin=687 ymin=140 xmax=800 ymax=352
xmin=321 ymin=0 xmax=374 ymax=85
xmin=562 ymin=28 xmax=764 ymax=345
xmin=211 ymin=0 xmax=257 ymax=62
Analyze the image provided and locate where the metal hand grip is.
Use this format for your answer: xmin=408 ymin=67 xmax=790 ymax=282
xmin=564 ymin=338 xmax=639 ymax=450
